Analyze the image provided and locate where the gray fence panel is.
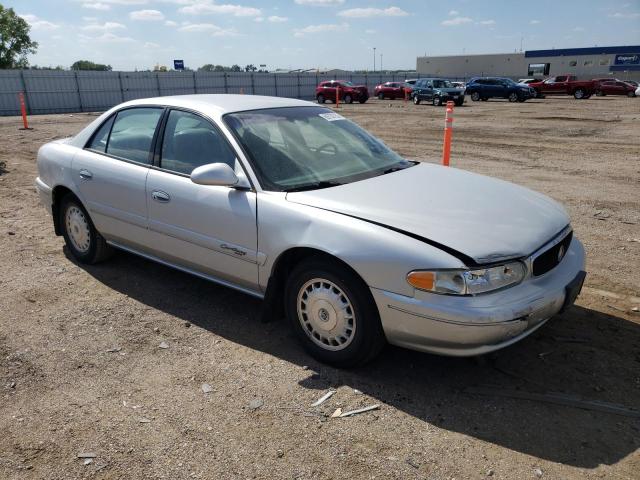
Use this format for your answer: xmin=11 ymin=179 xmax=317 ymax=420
xmin=195 ymin=73 xmax=227 ymax=94
xmin=77 ymin=71 xmax=122 ymax=111
xmin=276 ymin=74 xmax=299 ymax=99
xmin=0 ymin=71 xmax=22 ymax=116
xmin=226 ymin=73 xmax=253 ymax=94
xmin=121 ymin=72 xmax=159 ymax=101
xmin=158 ymin=71 xmax=195 ymax=96
xmin=298 ymin=73 xmax=319 ymax=100
xmin=253 ymin=74 xmax=277 ymax=97
xmin=22 ymin=71 xmax=80 ymax=114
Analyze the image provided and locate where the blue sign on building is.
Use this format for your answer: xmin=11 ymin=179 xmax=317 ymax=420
xmin=174 ymin=59 xmax=185 ymax=70
xmin=614 ymin=54 xmax=640 ymax=65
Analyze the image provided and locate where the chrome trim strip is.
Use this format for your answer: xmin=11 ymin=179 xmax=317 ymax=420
xmin=106 ymin=240 xmax=265 ymax=299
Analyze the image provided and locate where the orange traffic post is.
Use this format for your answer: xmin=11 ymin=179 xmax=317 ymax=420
xmin=404 ymin=87 xmax=408 ymax=103
xmin=441 ymin=101 xmax=454 ymax=166
xmin=18 ymin=92 xmax=32 ymax=130
xmin=240 ymin=87 xmax=244 ymax=95
xmin=335 ymin=86 xmax=340 ymax=108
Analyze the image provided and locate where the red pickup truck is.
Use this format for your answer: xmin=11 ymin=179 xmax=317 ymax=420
xmin=528 ymin=75 xmax=595 ymax=99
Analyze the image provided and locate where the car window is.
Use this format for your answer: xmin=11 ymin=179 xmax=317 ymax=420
xmin=160 ymin=110 xmax=236 ymax=175
xmin=106 ymin=108 xmax=163 ymax=164
xmin=87 ymin=115 xmax=115 ymax=153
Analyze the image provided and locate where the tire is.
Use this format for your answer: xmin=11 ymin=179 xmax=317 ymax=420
xmin=573 ymin=88 xmax=585 ymax=99
xmin=627 ymin=91 xmax=636 ymax=98
xmin=344 ymin=94 xmax=353 ymax=104
xmin=432 ymin=96 xmax=443 ymax=106
xmin=358 ymin=96 xmax=368 ymax=104
xmin=517 ymin=97 xmax=526 ymax=103
xmin=470 ymin=91 xmax=480 ymax=101
xmin=60 ymin=194 xmax=112 ymax=264
xmin=595 ymin=90 xmax=605 ymax=97
xmin=481 ymin=98 xmax=489 ymax=101
xmin=454 ymin=98 xmax=464 ymax=106
xmin=317 ymin=94 xmax=325 ymax=104
xmin=413 ymin=95 xmax=421 ymax=105
xmin=508 ymin=92 xmax=519 ymax=102
xmin=378 ymin=93 xmax=385 ymax=100
xmin=285 ymin=257 xmax=386 ymax=368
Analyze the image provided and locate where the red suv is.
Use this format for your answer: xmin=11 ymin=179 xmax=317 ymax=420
xmin=316 ymin=80 xmax=369 ymax=104
xmin=374 ymin=82 xmax=406 ymax=100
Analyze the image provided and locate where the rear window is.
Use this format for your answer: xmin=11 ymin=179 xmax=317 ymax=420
xmin=106 ymin=108 xmax=163 ymax=164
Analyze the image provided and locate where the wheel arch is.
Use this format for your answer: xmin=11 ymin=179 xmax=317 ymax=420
xmin=51 ymin=185 xmax=82 ymax=235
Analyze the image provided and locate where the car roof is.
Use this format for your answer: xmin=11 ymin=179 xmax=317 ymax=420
xmin=119 ymin=94 xmax=314 ymax=117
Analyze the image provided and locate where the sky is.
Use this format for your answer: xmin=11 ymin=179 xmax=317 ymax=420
xmin=9 ymin=0 xmax=640 ymax=71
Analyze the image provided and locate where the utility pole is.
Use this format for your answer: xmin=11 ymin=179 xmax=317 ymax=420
xmin=373 ymin=47 xmax=376 ymax=72
xmin=380 ymin=53 xmax=383 ymax=72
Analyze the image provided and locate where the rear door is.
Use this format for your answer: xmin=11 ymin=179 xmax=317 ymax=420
xmin=72 ymin=107 xmax=163 ymax=245
xmin=145 ymin=108 xmax=259 ymax=291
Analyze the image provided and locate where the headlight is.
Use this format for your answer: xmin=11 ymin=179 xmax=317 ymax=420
xmin=407 ymin=261 xmax=526 ymax=295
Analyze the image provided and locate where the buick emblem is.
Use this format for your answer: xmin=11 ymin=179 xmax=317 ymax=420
xmin=557 ymin=245 xmax=565 ymax=262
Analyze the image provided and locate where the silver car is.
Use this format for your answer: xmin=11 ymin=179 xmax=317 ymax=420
xmin=35 ymin=95 xmax=586 ymax=367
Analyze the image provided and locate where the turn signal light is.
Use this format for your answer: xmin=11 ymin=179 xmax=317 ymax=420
xmin=406 ymin=271 xmax=435 ymax=290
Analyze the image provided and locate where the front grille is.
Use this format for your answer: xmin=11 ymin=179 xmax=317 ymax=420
xmin=532 ymin=231 xmax=573 ymax=276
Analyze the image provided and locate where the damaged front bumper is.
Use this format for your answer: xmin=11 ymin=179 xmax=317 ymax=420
xmin=371 ymin=237 xmax=586 ymax=356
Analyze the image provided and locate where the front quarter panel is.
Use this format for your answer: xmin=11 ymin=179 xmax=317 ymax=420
xmin=257 ymin=193 xmax=466 ymax=297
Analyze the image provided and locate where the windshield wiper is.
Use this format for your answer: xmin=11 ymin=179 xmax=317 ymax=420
xmin=284 ymin=180 xmax=343 ymax=192
xmin=381 ymin=161 xmax=418 ymax=175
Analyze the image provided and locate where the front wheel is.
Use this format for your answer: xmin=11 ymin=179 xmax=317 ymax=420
xmin=344 ymin=94 xmax=353 ymax=104
xmin=508 ymin=92 xmax=519 ymax=102
xmin=432 ymin=96 xmax=443 ymax=106
xmin=455 ymin=98 xmax=464 ymax=106
xmin=358 ymin=96 xmax=368 ymax=104
xmin=413 ymin=95 xmax=421 ymax=105
xmin=317 ymin=94 xmax=325 ymax=104
xmin=574 ymin=88 xmax=585 ymax=99
xmin=60 ymin=195 xmax=112 ymax=264
xmin=378 ymin=93 xmax=385 ymax=100
xmin=470 ymin=91 xmax=480 ymax=101
xmin=628 ymin=91 xmax=636 ymax=98
xmin=285 ymin=258 xmax=386 ymax=368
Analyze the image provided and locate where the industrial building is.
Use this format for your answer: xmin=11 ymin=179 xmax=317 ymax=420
xmin=416 ymin=45 xmax=640 ymax=82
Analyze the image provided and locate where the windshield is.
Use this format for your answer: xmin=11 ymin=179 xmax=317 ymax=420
xmin=341 ymin=81 xmax=354 ymax=87
xmin=501 ymin=78 xmax=517 ymax=85
xmin=432 ymin=79 xmax=454 ymax=88
xmin=225 ymin=106 xmax=412 ymax=191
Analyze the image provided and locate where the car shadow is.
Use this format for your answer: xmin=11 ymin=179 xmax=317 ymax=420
xmin=73 ymin=248 xmax=640 ymax=469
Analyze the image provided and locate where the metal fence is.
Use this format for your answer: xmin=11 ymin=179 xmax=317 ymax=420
xmin=0 ymin=70 xmax=416 ymax=116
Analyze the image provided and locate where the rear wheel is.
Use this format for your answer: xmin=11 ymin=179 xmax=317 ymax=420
xmin=596 ymin=90 xmax=605 ymax=96
xmin=432 ymin=96 xmax=443 ymax=106
xmin=285 ymin=258 xmax=386 ymax=368
xmin=470 ymin=91 xmax=480 ymax=101
xmin=317 ymin=94 xmax=325 ymax=104
xmin=60 ymin=195 xmax=112 ymax=264
xmin=573 ymin=88 xmax=585 ymax=99
xmin=358 ymin=96 xmax=368 ymax=104
xmin=508 ymin=92 xmax=519 ymax=102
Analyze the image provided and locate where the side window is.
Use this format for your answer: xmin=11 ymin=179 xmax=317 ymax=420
xmin=106 ymin=108 xmax=163 ymax=164
xmin=87 ymin=115 xmax=115 ymax=153
xmin=160 ymin=110 xmax=236 ymax=175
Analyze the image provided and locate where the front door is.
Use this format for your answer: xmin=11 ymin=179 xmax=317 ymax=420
xmin=145 ymin=109 xmax=259 ymax=291
xmin=72 ymin=107 xmax=163 ymax=246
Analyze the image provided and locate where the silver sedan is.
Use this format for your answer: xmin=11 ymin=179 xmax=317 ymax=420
xmin=35 ymin=95 xmax=586 ymax=367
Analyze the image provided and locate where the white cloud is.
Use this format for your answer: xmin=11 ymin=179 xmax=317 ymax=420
xmin=268 ymin=15 xmax=288 ymax=22
xmin=448 ymin=10 xmax=459 ymax=15
xmin=178 ymin=22 xmax=238 ymax=36
xmin=294 ymin=0 xmax=345 ymax=5
xmin=144 ymin=41 xmax=160 ymax=48
xmin=254 ymin=16 xmax=264 ymax=22
xmin=441 ymin=16 xmax=472 ymax=26
xmin=529 ymin=19 xmax=540 ymax=24
xmin=87 ymin=32 xmax=134 ymax=42
xmin=82 ymin=2 xmax=111 ymax=10
xmin=573 ymin=26 xmax=585 ymax=31
xmin=19 ymin=14 xmax=60 ymax=30
xmin=608 ymin=12 xmax=640 ymax=18
xmin=293 ymin=22 xmax=348 ymax=37
xmin=365 ymin=29 xmax=376 ymax=34
xmin=179 ymin=1 xmax=261 ymax=17
xmin=478 ymin=19 xmax=495 ymax=25
xmin=338 ymin=7 xmax=408 ymax=18
xmin=130 ymin=9 xmax=165 ymax=21
xmin=165 ymin=20 xmax=178 ymax=26
xmin=81 ymin=21 xmax=126 ymax=31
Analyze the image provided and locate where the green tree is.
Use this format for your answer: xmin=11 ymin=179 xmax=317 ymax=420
xmin=71 ymin=60 xmax=112 ymax=71
xmin=244 ymin=64 xmax=257 ymax=72
xmin=0 ymin=5 xmax=38 ymax=68
xmin=230 ymin=64 xmax=242 ymax=72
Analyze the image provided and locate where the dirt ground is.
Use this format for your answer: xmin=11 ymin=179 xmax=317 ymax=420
xmin=1 ymin=95 xmax=639 ymax=480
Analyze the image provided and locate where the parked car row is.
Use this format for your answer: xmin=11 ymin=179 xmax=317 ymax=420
xmin=315 ymin=75 xmax=638 ymax=107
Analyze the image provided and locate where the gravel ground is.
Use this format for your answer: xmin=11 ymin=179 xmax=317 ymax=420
xmin=1 ymin=95 xmax=639 ymax=480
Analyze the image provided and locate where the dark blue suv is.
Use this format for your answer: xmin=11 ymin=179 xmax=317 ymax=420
xmin=465 ymin=77 xmax=535 ymax=102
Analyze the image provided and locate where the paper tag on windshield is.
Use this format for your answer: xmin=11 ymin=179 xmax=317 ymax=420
xmin=319 ymin=112 xmax=345 ymax=122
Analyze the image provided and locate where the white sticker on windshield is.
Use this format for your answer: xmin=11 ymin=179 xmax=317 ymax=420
xmin=319 ymin=112 xmax=345 ymax=122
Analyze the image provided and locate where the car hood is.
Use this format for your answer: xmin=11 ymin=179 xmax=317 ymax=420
xmin=286 ymin=163 xmax=569 ymax=265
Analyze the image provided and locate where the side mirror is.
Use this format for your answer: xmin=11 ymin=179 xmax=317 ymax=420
xmin=190 ymin=162 xmax=239 ymax=187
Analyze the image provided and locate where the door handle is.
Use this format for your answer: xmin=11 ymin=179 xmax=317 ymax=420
xmin=79 ymin=169 xmax=93 ymax=180
xmin=151 ymin=190 xmax=171 ymax=203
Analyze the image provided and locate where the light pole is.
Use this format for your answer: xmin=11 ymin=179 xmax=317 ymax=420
xmin=373 ymin=47 xmax=376 ymax=72
xmin=380 ymin=53 xmax=383 ymax=72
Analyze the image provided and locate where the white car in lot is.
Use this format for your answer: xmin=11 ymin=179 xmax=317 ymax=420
xmin=35 ymin=95 xmax=586 ymax=367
